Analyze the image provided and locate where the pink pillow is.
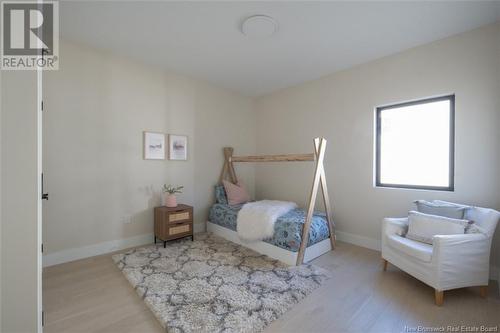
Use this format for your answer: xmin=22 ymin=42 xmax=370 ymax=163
xmin=222 ymin=180 xmax=250 ymax=205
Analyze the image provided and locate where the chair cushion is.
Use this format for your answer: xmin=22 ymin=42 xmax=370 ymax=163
xmin=406 ymin=211 xmax=468 ymax=244
xmin=414 ymin=200 xmax=466 ymax=219
xmin=387 ymin=234 xmax=433 ymax=262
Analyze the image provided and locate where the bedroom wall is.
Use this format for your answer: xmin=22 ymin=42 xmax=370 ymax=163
xmin=254 ymin=23 xmax=500 ymax=270
xmin=42 ymin=40 xmax=255 ymax=263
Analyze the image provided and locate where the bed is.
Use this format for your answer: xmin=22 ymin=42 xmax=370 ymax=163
xmin=207 ymin=186 xmax=333 ymax=265
xmin=213 ymin=138 xmax=336 ymax=265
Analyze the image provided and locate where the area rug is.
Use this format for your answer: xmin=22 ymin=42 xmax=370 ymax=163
xmin=112 ymin=233 xmax=330 ymax=333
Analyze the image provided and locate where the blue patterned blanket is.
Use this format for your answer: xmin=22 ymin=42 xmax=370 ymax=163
xmin=208 ymin=203 xmax=331 ymax=252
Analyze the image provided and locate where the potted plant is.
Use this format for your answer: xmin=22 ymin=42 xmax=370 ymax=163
xmin=162 ymin=184 xmax=183 ymax=208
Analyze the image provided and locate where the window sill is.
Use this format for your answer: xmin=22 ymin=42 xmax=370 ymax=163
xmin=374 ymin=184 xmax=454 ymax=192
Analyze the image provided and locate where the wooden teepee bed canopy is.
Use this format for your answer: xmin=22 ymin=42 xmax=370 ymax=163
xmin=219 ymin=137 xmax=336 ymax=265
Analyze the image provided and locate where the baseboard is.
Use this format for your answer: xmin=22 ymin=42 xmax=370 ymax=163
xmin=193 ymin=222 xmax=206 ymax=233
xmin=335 ymin=230 xmax=381 ymax=251
xmin=43 ymin=233 xmax=154 ymax=267
xmin=43 ymin=223 xmax=207 ymax=268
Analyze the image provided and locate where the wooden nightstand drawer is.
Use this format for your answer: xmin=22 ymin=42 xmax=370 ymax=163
xmin=168 ymin=211 xmax=191 ymax=223
xmin=168 ymin=223 xmax=191 ymax=236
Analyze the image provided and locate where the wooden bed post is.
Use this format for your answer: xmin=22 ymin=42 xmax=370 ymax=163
xmin=219 ymin=147 xmax=237 ymax=184
xmin=296 ymin=138 xmax=335 ymax=265
xmin=314 ymin=138 xmax=336 ymax=250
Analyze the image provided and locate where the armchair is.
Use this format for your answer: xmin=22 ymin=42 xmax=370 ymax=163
xmin=381 ymin=204 xmax=499 ymax=306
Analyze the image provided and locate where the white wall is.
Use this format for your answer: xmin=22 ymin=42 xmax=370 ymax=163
xmin=255 ymin=23 xmax=500 ymax=267
xmin=43 ymin=41 xmax=255 ymax=260
xmin=1 ymin=71 xmax=40 ymax=332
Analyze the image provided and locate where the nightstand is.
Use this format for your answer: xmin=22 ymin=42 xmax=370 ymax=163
xmin=154 ymin=204 xmax=193 ymax=248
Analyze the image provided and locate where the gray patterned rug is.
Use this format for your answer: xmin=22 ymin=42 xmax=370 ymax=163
xmin=112 ymin=233 xmax=330 ymax=333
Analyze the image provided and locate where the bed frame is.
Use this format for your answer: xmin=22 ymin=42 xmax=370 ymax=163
xmin=217 ymin=137 xmax=336 ymax=265
xmin=207 ymin=222 xmax=332 ymax=266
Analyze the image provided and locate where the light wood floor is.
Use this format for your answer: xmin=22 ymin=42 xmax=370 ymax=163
xmin=43 ymin=241 xmax=500 ymax=333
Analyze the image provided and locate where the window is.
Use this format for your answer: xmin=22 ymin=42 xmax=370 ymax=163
xmin=375 ymin=95 xmax=455 ymax=191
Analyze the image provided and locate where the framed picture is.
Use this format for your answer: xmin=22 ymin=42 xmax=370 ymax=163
xmin=143 ymin=131 xmax=165 ymax=160
xmin=169 ymin=134 xmax=188 ymax=160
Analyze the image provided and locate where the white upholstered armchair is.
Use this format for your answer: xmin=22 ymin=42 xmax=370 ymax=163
xmin=381 ymin=203 xmax=500 ymax=306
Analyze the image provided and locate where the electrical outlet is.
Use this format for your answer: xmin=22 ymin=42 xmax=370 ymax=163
xmin=121 ymin=215 xmax=132 ymax=224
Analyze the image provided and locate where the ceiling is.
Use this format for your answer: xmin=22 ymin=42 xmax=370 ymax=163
xmin=60 ymin=1 xmax=500 ymax=97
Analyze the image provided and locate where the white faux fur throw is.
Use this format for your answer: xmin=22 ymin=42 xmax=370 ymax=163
xmin=237 ymin=200 xmax=298 ymax=241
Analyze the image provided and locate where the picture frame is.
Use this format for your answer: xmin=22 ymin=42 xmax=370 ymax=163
xmin=168 ymin=134 xmax=188 ymax=161
xmin=143 ymin=131 xmax=165 ymax=160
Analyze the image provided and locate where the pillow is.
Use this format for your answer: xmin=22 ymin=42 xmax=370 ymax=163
xmin=406 ymin=211 xmax=469 ymax=245
xmin=464 ymin=206 xmax=499 ymax=236
xmin=214 ymin=185 xmax=228 ymax=204
xmin=433 ymin=200 xmax=470 ymax=209
xmin=465 ymin=223 xmax=485 ymax=234
xmin=222 ymin=180 xmax=250 ymax=205
xmin=414 ymin=200 xmax=466 ymax=219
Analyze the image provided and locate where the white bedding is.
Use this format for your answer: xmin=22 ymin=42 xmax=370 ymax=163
xmin=236 ymin=200 xmax=297 ymax=241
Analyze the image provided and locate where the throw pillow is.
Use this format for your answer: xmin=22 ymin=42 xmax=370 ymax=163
xmin=222 ymin=180 xmax=250 ymax=205
xmin=406 ymin=211 xmax=469 ymax=245
xmin=414 ymin=200 xmax=466 ymax=219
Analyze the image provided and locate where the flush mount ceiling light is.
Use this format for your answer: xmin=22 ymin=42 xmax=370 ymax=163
xmin=241 ymin=15 xmax=278 ymax=37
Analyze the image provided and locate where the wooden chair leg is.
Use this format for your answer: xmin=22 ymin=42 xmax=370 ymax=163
xmin=435 ymin=290 xmax=444 ymax=306
xmin=479 ymin=286 xmax=488 ymax=298
xmin=382 ymin=259 xmax=388 ymax=271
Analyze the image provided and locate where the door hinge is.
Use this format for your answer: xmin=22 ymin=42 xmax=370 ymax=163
xmin=41 ymin=243 xmax=44 ymax=253
xmin=42 ymin=310 xmax=45 ymax=326
xmin=41 ymin=100 xmax=44 ymax=111
xmin=41 ymin=173 xmax=49 ymax=200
